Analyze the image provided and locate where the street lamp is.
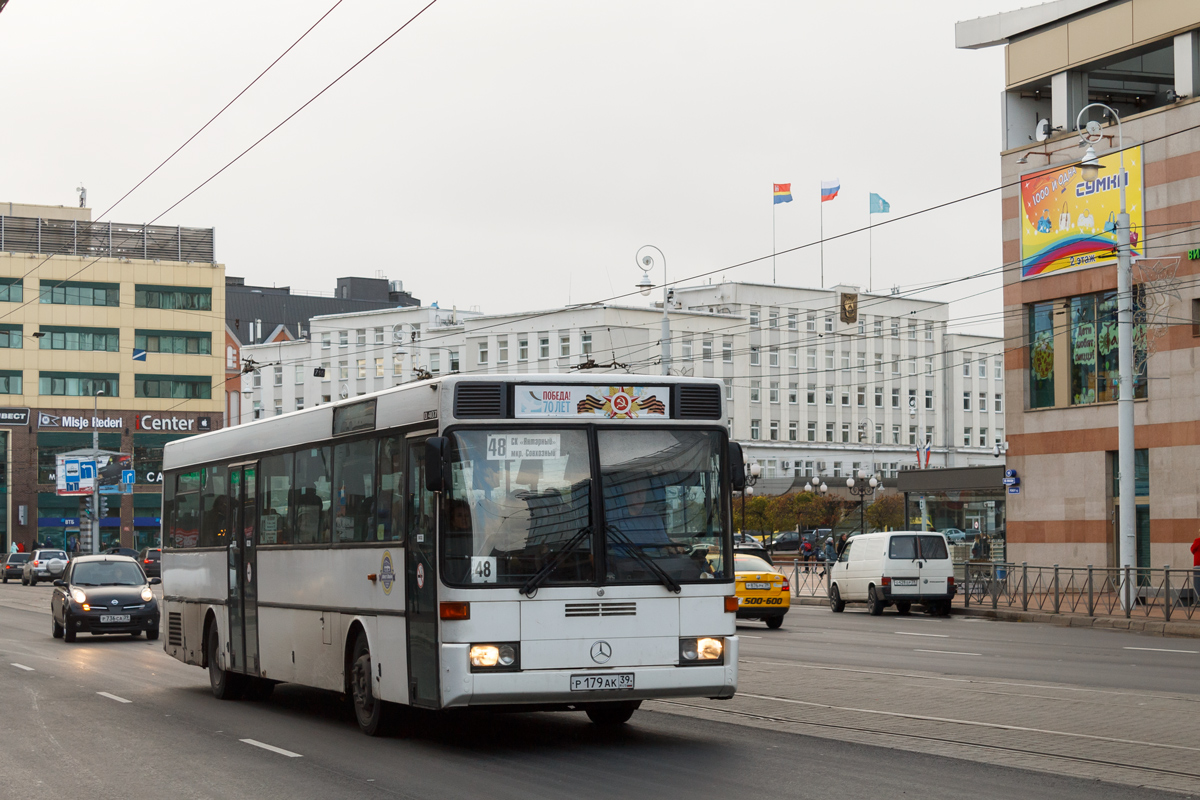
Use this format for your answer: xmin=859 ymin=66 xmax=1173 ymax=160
xmin=846 ymin=469 xmax=880 ymax=535
xmin=636 ymin=245 xmax=670 ymax=376
xmin=91 ymin=389 xmax=104 ymax=555
xmin=1075 ymin=103 xmax=1135 ymax=609
xmin=739 ymin=460 xmax=761 ymax=535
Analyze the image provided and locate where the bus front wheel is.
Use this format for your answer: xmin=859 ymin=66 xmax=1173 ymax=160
xmin=586 ymin=701 xmax=640 ymax=726
xmin=351 ymin=632 xmax=392 ymax=736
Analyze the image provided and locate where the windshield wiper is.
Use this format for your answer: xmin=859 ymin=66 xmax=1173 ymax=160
xmin=604 ymin=525 xmax=681 ymax=594
xmin=520 ymin=526 xmax=593 ymax=597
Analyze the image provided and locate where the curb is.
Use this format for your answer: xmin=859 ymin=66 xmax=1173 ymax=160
xmin=790 ymin=595 xmax=1200 ymax=640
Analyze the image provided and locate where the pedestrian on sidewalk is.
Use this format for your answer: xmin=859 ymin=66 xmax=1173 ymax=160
xmin=1191 ymin=531 xmax=1200 ymax=596
xmin=835 ymin=533 xmax=848 ymax=558
xmin=818 ymin=537 xmax=836 ymax=577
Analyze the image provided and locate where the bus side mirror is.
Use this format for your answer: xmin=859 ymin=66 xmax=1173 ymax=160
xmin=728 ymin=442 xmax=746 ymax=491
xmin=425 ymin=437 xmax=448 ymax=493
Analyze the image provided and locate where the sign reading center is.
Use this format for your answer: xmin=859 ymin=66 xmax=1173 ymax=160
xmin=135 ymin=414 xmax=208 ymax=432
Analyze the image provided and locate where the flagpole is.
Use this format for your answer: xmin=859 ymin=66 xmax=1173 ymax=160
xmin=773 ymin=199 xmax=777 ymax=284
xmin=819 ymin=191 xmax=824 ymax=289
xmin=868 ymin=209 xmax=873 ymax=293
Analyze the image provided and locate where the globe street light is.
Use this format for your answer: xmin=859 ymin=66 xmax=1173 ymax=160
xmin=846 ymin=469 xmax=880 ymax=535
xmin=636 ymin=245 xmax=670 ymax=376
xmin=740 ymin=460 xmax=761 ymax=537
xmin=1075 ymin=103 xmax=1135 ymax=609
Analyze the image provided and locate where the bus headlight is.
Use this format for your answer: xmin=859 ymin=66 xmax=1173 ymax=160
xmin=679 ymin=637 xmax=724 ymax=665
xmin=469 ymin=643 xmax=519 ymax=671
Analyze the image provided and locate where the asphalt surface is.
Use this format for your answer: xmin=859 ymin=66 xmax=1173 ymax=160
xmin=0 ymin=582 xmax=1194 ymax=799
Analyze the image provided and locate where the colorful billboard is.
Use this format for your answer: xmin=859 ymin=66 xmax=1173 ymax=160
xmin=1020 ymin=146 xmax=1144 ymax=280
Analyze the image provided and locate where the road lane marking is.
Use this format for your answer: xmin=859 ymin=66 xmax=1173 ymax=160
xmin=914 ymin=649 xmax=982 ymax=656
xmin=11 ymin=663 xmax=34 ymax=671
xmin=736 ymin=692 xmax=1200 ymax=751
xmin=739 ymin=634 xmax=764 ymax=639
xmin=241 ymin=739 xmax=302 ymax=758
xmin=1124 ymin=646 xmax=1198 ymax=654
xmin=894 ymin=632 xmax=949 ymax=638
xmin=97 ymin=692 xmax=132 ymax=704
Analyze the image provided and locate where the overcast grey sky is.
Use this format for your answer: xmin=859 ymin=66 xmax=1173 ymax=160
xmin=2 ymin=1 xmax=1013 ymax=334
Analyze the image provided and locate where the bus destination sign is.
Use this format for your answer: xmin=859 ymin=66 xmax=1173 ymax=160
xmin=333 ymin=398 xmax=377 ymax=436
xmin=515 ymin=385 xmax=669 ymax=420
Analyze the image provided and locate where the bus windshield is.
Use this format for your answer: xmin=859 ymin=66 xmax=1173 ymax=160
xmin=442 ymin=427 xmax=729 ymax=587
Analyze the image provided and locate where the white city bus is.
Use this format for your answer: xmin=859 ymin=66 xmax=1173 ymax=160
xmin=160 ymin=374 xmax=743 ymax=734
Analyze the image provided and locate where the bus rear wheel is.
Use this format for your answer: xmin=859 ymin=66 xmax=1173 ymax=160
xmin=351 ymin=632 xmax=392 ymax=736
xmin=208 ymin=625 xmax=244 ymax=700
xmin=586 ymin=701 xmax=640 ymax=726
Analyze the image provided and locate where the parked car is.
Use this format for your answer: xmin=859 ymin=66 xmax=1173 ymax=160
xmin=940 ymin=528 xmax=970 ymax=543
xmin=50 ymin=555 xmax=161 ymax=642
xmin=103 ymin=547 xmax=141 ymax=559
xmin=733 ymin=532 xmax=769 ymax=555
xmin=768 ymin=531 xmax=801 ymax=553
xmin=3 ymin=553 xmax=31 ymax=583
xmin=828 ymin=531 xmax=956 ymax=616
xmin=138 ymin=547 xmax=162 ymax=578
xmin=23 ymin=549 xmax=69 ymax=586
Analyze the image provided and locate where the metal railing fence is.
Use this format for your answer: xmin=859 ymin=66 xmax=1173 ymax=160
xmin=0 ymin=215 xmax=215 ymax=263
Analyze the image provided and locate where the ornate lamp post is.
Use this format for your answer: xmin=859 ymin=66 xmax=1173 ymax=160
xmin=740 ymin=460 xmax=761 ymax=534
xmin=846 ymin=469 xmax=880 ymax=534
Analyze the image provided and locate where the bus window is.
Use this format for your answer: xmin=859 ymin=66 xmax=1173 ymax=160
xmin=201 ymin=465 xmax=229 ymax=548
xmin=377 ymin=436 xmax=405 ymax=542
xmin=260 ymin=452 xmax=293 ymax=545
xmin=443 ymin=429 xmax=592 ymax=586
xmin=600 ymin=429 xmax=728 ymax=584
xmin=172 ymin=470 xmax=201 ymax=548
xmin=408 ymin=440 xmax=436 ymax=549
xmin=333 ymin=439 xmax=376 ymax=542
xmin=294 ymin=447 xmax=331 ymax=544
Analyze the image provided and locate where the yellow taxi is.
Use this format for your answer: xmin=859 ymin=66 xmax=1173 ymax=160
xmin=731 ymin=552 xmax=790 ymax=629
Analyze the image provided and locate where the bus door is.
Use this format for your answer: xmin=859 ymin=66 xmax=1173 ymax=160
xmin=227 ymin=462 xmax=261 ymax=675
xmin=406 ymin=434 xmax=439 ymax=708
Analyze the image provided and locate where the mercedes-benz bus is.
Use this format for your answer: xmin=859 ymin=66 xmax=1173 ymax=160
xmin=160 ymin=374 xmax=743 ymax=734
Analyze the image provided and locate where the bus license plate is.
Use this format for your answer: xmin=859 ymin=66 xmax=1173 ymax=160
xmin=570 ymin=673 xmax=634 ymax=692
xmin=100 ymin=614 xmax=131 ymax=623
xmin=745 ymin=582 xmax=771 ymax=590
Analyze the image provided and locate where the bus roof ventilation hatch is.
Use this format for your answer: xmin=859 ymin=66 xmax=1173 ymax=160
xmin=454 ymin=382 xmax=508 ymax=419
xmin=675 ymin=384 xmax=721 ymax=420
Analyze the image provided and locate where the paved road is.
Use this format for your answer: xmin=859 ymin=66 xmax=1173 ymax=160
xmin=0 ymin=583 xmax=1194 ymax=799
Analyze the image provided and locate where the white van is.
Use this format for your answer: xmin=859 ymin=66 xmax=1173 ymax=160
xmin=828 ymin=531 xmax=956 ymax=616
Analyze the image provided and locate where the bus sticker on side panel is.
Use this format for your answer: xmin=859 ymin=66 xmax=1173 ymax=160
xmin=380 ymin=551 xmax=396 ymax=595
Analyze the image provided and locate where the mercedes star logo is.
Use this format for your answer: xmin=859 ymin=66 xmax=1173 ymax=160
xmin=590 ymin=640 xmax=612 ymax=664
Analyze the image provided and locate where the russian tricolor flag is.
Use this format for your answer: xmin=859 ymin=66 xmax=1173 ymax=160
xmin=773 ymin=183 xmax=792 ymax=205
xmin=820 ymin=179 xmax=840 ymax=202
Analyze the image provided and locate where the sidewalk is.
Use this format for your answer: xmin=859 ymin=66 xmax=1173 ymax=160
xmin=790 ymin=595 xmax=1200 ymax=639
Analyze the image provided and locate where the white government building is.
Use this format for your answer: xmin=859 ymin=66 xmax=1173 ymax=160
xmin=240 ymin=281 xmax=1003 ymax=484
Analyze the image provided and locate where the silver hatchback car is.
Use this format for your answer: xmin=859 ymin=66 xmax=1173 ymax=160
xmin=23 ymin=549 xmax=69 ymax=586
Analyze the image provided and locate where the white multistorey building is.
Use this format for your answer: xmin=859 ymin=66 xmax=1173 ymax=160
xmin=671 ymin=282 xmax=1004 ymax=479
xmin=238 ymin=282 xmax=1003 ymax=481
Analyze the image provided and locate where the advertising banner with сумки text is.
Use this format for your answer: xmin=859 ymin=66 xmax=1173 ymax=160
xmin=1020 ymin=146 xmax=1144 ymax=280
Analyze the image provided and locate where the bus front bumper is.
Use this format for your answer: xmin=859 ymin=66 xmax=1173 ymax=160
xmin=438 ymin=637 xmax=739 ymax=708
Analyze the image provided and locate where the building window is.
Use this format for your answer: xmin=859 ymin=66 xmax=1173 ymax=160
xmin=907 ymin=320 xmax=917 ymax=339
xmin=375 ymin=328 xmax=384 ymax=345
xmin=963 ymin=391 xmax=971 ymax=411
xmin=833 ymin=462 xmax=843 ymax=478
xmin=909 ymin=425 xmax=917 ymax=445
xmin=338 ymin=361 xmax=349 ymax=380
xmin=750 ymin=381 xmax=760 ymax=403
xmin=995 ymin=393 xmax=1003 ymax=413
xmin=908 ymin=359 xmax=916 ymax=375
xmin=926 ymin=426 xmax=935 ymax=445
xmin=134 ymin=330 xmax=212 ymax=355
xmin=769 ymin=348 xmax=779 ymax=368
xmin=874 ymin=387 xmax=883 ymax=408
xmin=392 ymin=358 xmax=401 ymax=376
xmin=995 ymin=358 xmax=1003 ymax=380
xmin=375 ymin=358 xmax=384 ymax=378
xmin=295 ymin=365 xmax=304 ymax=384
xmin=807 ymin=422 xmax=816 ymax=442
xmin=857 ymin=352 xmax=866 ymax=372
xmin=273 ymin=366 xmax=283 ymax=387
xmin=430 ymin=353 xmax=440 ymax=373
xmin=874 ymin=318 xmax=882 ymax=337
xmin=806 ymin=313 xmax=816 ymax=332
xmin=925 ymin=358 xmax=933 ymax=375
xmin=356 ymin=329 xmax=366 ymax=346
xmin=339 ymin=330 xmax=349 ymax=348
xmin=750 ymin=419 xmax=760 ymax=440
xmin=560 ymin=336 xmax=570 ymax=358
xmin=0 ymin=280 xmax=23 ymax=303
xmin=979 ymin=361 xmax=987 ymax=379
xmin=1065 ymin=291 xmax=1146 ymax=407
xmin=450 ymin=350 xmax=460 ymax=372
xmin=41 ymin=327 xmax=120 ymax=353
xmin=841 ymin=351 xmax=850 ymax=370
xmin=723 ymin=378 xmax=733 ymax=400
xmin=321 ymin=332 xmax=331 ymax=350
xmin=825 ymin=350 xmax=834 ymax=370
xmin=295 ymin=398 xmax=304 ymax=411
xmin=769 ymin=311 xmax=778 ymax=328
xmin=890 ymin=318 xmax=899 ymax=337
xmin=825 ymin=423 xmax=834 ymax=442
xmin=825 ymin=317 xmax=833 ymax=333
xmin=807 ymin=350 xmax=817 ymax=370
xmin=963 ymin=354 xmax=972 ymax=377
xmin=874 ymin=353 xmax=883 ymax=373
xmin=0 ymin=371 xmax=22 ymax=394
xmin=356 ymin=359 xmax=366 ymax=379
xmin=274 ymin=404 xmax=283 ymax=417
xmin=891 ymin=357 xmax=900 ymax=375
xmin=925 ymin=389 xmax=933 ymax=409
xmin=42 ymin=281 xmax=120 ymax=307
xmin=963 ymin=428 xmax=972 ymax=446
xmin=479 ymin=342 xmax=489 ymax=365
xmin=806 ymin=384 xmax=816 ymax=405
xmin=892 ymin=425 xmax=900 ymax=444
xmin=788 ymin=311 xmax=798 ymax=330
xmin=891 ymin=388 xmax=899 ymax=408
xmin=874 ymin=424 xmax=883 ymax=444
xmin=498 ymin=338 xmax=509 ymax=363
xmin=925 ymin=322 xmax=934 ymax=340
xmin=788 ymin=421 xmax=798 ymax=441
xmin=253 ymin=370 xmax=262 ymax=388
xmin=750 ymin=347 xmax=760 ymax=367
xmin=769 ymin=381 xmax=779 ymax=403
xmin=979 ymin=428 xmax=988 ymax=447
xmin=841 ymin=390 xmax=850 ymax=407
xmin=825 ymin=390 xmax=834 ymax=406
xmin=978 ymin=391 xmax=987 ymax=412
xmin=133 ymin=284 xmax=210 ymax=310
xmin=856 ymin=386 xmax=866 ymax=407
xmin=749 ymin=309 xmax=760 ymax=327
xmin=539 ymin=337 xmax=550 ymax=359
xmin=789 ymin=349 xmax=799 ymax=369
xmin=682 ymin=338 xmax=692 ymax=360
xmin=519 ymin=338 xmax=529 ymax=361
xmin=841 ymin=423 xmax=850 ymax=443
xmin=788 ymin=382 xmax=798 ymax=404
xmin=769 ymin=421 xmax=779 ymax=440
xmin=909 ymin=388 xmax=917 ymax=409
xmin=702 ymin=338 xmax=713 ymax=361
xmin=134 ymin=375 xmax=210 ymax=399
xmin=723 ymin=340 xmax=733 ymax=362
